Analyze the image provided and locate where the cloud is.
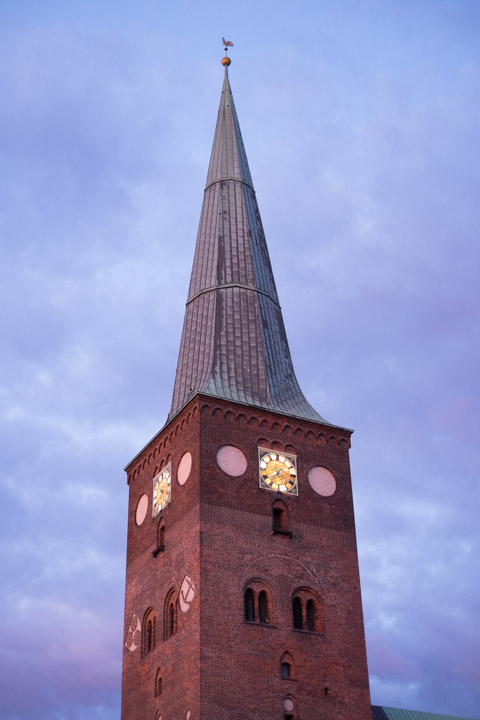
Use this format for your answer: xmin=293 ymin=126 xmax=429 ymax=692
xmin=1 ymin=2 xmax=479 ymax=719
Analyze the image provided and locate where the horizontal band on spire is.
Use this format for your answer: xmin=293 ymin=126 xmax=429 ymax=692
xmin=204 ymin=176 xmax=255 ymax=193
xmin=186 ymin=282 xmax=281 ymax=309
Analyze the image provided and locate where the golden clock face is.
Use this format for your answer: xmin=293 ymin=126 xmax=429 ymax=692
xmin=259 ymin=449 xmax=298 ymax=495
xmin=152 ymin=464 xmax=171 ymax=516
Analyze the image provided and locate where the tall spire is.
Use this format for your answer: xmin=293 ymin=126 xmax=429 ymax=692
xmin=168 ymin=63 xmax=329 ymax=425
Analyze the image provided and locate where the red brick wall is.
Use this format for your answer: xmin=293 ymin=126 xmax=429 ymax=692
xmin=121 ymin=394 xmax=371 ymax=720
xmin=121 ymin=402 xmax=201 ymax=720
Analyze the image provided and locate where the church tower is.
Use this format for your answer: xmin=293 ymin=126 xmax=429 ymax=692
xmin=121 ymin=56 xmax=372 ymax=720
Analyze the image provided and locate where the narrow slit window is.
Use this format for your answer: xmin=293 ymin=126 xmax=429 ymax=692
xmin=142 ymin=609 xmax=156 ymax=656
xmin=293 ymin=596 xmax=303 ymax=629
xmin=306 ymin=598 xmax=316 ymax=631
xmin=244 ymin=588 xmax=254 ymax=622
xmin=168 ymin=602 xmax=175 ymax=636
xmin=164 ymin=589 xmax=178 ymax=639
xmin=155 ymin=669 xmax=162 ymax=696
xmin=158 ymin=522 xmax=165 ymax=549
xmin=273 ymin=507 xmax=285 ymax=531
xmin=258 ymin=590 xmax=269 ymax=624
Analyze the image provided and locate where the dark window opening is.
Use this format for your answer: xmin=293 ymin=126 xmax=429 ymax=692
xmin=146 ymin=620 xmax=154 ymax=652
xmin=168 ymin=603 xmax=175 ymax=636
xmin=258 ymin=590 xmax=269 ymax=623
xmin=273 ymin=507 xmax=285 ymax=531
xmin=164 ymin=590 xmax=177 ymax=639
xmin=272 ymin=502 xmax=292 ymax=536
xmin=306 ymin=598 xmax=316 ymax=631
xmin=244 ymin=588 xmax=254 ymax=622
xmin=293 ymin=596 xmax=303 ymax=629
xmin=158 ymin=523 xmax=165 ymax=548
xmin=281 ymin=662 xmax=291 ymax=679
xmin=324 ymin=687 xmax=329 ymax=696
xmin=142 ymin=610 xmax=156 ymax=656
xmin=153 ymin=521 xmax=165 ymax=557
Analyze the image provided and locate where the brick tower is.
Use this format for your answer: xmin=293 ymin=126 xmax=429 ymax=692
xmin=121 ymin=56 xmax=372 ymax=720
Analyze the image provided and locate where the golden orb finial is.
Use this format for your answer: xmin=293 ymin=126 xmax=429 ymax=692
xmin=221 ymin=56 xmax=231 ymax=67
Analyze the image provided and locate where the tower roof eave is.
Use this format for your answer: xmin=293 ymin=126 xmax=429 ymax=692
xmin=125 ymin=391 xmax=352 ymax=474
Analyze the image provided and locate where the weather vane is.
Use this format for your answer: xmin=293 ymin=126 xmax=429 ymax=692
xmin=221 ymin=37 xmax=233 ymax=67
xmin=222 ymin=38 xmax=233 ymax=71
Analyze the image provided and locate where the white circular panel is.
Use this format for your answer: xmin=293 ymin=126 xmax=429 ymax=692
xmin=216 ymin=445 xmax=248 ymax=477
xmin=308 ymin=466 xmax=337 ymax=497
xmin=177 ymin=451 xmax=192 ymax=485
xmin=135 ymin=493 xmax=149 ymax=525
xmin=179 ymin=575 xmax=195 ymax=613
xmin=283 ymin=698 xmax=294 ymax=712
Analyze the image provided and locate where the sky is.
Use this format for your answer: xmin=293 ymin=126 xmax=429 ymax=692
xmin=1 ymin=0 xmax=479 ymax=718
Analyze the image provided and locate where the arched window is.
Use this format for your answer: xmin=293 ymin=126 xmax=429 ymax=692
xmin=154 ymin=668 xmax=163 ymax=696
xmin=142 ymin=608 xmax=156 ymax=656
xmin=292 ymin=596 xmax=303 ymax=629
xmin=243 ymin=581 xmax=274 ymax=625
xmin=244 ymin=588 xmax=254 ymax=622
xmin=152 ymin=519 xmax=165 ymax=557
xmin=272 ymin=500 xmax=292 ymax=536
xmin=164 ymin=589 xmax=178 ymax=639
xmin=280 ymin=652 xmax=295 ymax=680
xmin=292 ymin=589 xmax=322 ymax=633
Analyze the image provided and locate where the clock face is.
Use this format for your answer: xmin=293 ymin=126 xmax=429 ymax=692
xmin=152 ymin=464 xmax=171 ymax=516
xmin=259 ymin=448 xmax=298 ymax=495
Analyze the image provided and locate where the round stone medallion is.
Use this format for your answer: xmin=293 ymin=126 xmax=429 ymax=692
xmin=308 ymin=466 xmax=337 ymax=497
xmin=216 ymin=445 xmax=248 ymax=477
xmin=177 ymin=451 xmax=192 ymax=485
xmin=179 ymin=575 xmax=195 ymax=613
xmin=283 ymin=698 xmax=294 ymax=712
xmin=135 ymin=493 xmax=149 ymax=526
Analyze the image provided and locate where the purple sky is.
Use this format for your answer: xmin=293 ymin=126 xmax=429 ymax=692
xmin=1 ymin=1 xmax=479 ymax=719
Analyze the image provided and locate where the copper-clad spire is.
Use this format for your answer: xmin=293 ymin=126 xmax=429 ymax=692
xmin=168 ymin=64 xmax=329 ymax=425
